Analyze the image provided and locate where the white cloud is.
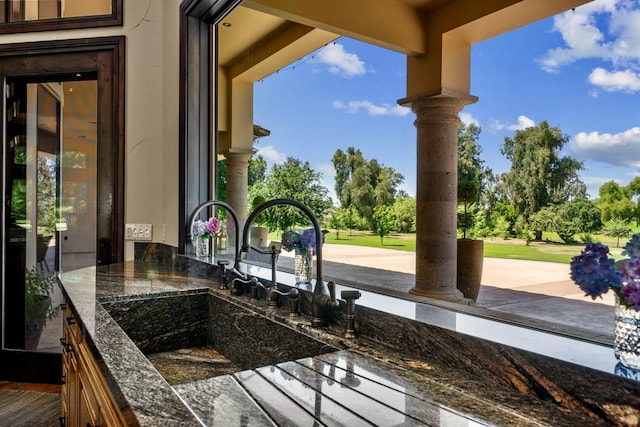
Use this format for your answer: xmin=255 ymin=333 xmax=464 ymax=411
xmin=459 ymin=112 xmax=480 ymax=127
xmin=588 ymin=67 xmax=640 ymax=92
xmin=490 ymin=115 xmax=535 ymax=132
xmin=540 ymin=6 xmax=611 ymax=72
xmin=540 ymin=1 xmax=640 ymax=93
xmin=315 ymin=162 xmax=338 ymax=203
xmin=315 ymin=162 xmax=335 ymax=179
xmin=255 ymin=145 xmax=286 ymax=166
xmin=316 ymin=43 xmax=366 ymax=78
xmin=570 ymin=127 xmax=640 ymax=168
xmin=332 ymin=100 xmax=410 ymax=116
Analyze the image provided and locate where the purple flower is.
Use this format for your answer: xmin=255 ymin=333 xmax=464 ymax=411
xmin=621 ymin=282 xmax=640 ymax=310
xmin=191 ymin=220 xmax=206 ymax=239
xmin=205 ymin=217 xmax=221 ymax=235
xmin=300 ymin=228 xmax=316 ymax=250
xmin=281 ymin=230 xmax=300 ymax=252
xmin=570 ymin=234 xmax=640 ymax=309
xmin=622 ymin=233 xmax=640 ymax=259
xmin=570 ymin=243 xmax=622 ymax=299
xmin=619 ymin=257 xmax=640 ymax=285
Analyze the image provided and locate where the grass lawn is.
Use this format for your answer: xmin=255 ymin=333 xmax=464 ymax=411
xmin=318 ymin=230 xmax=630 ymax=264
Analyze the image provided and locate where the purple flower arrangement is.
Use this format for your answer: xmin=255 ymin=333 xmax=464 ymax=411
xmin=570 ymin=233 xmax=640 ymax=310
xmin=281 ymin=228 xmax=317 ymax=255
xmin=191 ymin=217 xmax=221 ymax=240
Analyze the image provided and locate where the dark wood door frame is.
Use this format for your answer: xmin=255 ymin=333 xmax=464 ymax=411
xmin=0 ymin=36 xmax=125 ymax=383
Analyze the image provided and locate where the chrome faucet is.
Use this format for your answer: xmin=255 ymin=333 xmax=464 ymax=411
xmin=242 ymin=198 xmax=339 ymax=327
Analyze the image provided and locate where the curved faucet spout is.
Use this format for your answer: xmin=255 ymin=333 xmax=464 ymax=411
xmin=243 ymin=198 xmax=324 ymax=285
xmin=188 ymin=200 xmax=242 ymax=268
xmin=243 ymin=198 xmax=338 ymax=326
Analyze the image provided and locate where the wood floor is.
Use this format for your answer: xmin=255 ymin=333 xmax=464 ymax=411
xmin=0 ymin=381 xmax=61 ymax=393
xmin=0 ymin=382 xmax=60 ymax=427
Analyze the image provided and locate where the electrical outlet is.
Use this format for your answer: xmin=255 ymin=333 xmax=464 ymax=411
xmin=125 ymin=224 xmax=153 ymax=241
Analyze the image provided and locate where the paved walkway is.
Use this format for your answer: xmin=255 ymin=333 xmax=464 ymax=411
xmin=278 ymin=244 xmax=615 ymax=341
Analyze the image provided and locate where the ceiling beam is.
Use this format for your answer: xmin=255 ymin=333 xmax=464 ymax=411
xmin=242 ymin=0 xmax=426 ymax=55
xmin=226 ymin=22 xmax=337 ymax=82
xmin=440 ymin=0 xmax=593 ymax=43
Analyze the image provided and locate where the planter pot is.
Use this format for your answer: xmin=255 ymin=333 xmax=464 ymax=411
xmin=457 ymin=238 xmax=484 ymax=301
xmin=250 ymin=226 xmax=269 ymax=247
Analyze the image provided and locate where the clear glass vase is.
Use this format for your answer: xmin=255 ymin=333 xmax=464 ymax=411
xmin=614 ymin=299 xmax=640 ymax=370
xmin=294 ymin=248 xmax=313 ymax=284
xmin=192 ymin=237 xmax=210 ymax=258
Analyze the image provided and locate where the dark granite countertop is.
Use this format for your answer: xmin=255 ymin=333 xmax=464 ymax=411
xmin=58 ymin=256 xmax=640 ymax=427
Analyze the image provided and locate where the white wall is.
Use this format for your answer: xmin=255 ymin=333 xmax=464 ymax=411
xmin=0 ymin=0 xmax=184 ymax=260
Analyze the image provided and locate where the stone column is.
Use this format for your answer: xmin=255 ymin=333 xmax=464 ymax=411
xmin=400 ymin=91 xmax=476 ymax=302
xmin=225 ymin=151 xmax=252 ymax=225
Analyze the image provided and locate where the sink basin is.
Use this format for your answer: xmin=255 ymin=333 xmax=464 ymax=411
xmin=102 ymin=290 xmax=337 ymax=384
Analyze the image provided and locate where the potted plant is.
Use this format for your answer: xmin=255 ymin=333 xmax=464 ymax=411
xmin=456 ymin=123 xmax=487 ymax=302
xmin=25 ymin=266 xmax=59 ymax=350
xmin=456 ymin=175 xmax=484 ymax=302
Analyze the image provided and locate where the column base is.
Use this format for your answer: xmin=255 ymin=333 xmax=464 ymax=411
xmin=409 ymin=286 xmax=465 ymax=303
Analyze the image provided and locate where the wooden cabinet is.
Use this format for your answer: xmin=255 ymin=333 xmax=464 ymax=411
xmin=61 ymin=303 xmax=127 ymax=427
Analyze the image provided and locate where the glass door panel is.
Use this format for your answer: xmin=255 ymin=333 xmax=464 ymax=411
xmin=3 ymin=77 xmax=96 ymax=352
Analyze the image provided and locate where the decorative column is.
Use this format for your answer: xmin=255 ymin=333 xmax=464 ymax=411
xmin=400 ymin=90 xmax=477 ymax=302
xmin=224 ymin=150 xmax=252 ymax=224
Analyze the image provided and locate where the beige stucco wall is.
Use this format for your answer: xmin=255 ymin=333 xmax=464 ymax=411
xmin=0 ymin=0 xmax=183 ymax=260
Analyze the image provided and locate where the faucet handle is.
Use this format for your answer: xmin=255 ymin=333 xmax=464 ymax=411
xmin=287 ymin=288 xmax=299 ymax=316
xmin=341 ymin=290 xmax=361 ymax=339
xmin=341 ymin=290 xmax=361 ymax=301
xmin=327 ymin=281 xmax=339 ymax=307
xmin=217 ymin=259 xmax=230 ymax=289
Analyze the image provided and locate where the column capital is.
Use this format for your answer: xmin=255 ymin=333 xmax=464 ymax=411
xmin=398 ymin=87 xmax=478 ymax=109
xmin=223 ymin=149 xmax=253 ymax=160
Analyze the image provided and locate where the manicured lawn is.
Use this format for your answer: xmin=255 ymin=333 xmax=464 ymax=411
xmin=267 ymin=228 xmax=633 ymax=264
xmin=484 ymin=241 xmax=575 ymax=264
xmin=320 ymin=230 xmax=629 ymax=264
xmin=325 ymin=231 xmax=416 ymax=251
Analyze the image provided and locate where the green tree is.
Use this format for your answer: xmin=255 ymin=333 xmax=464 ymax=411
xmin=458 ymin=123 xmax=492 ymax=238
xmin=254 ymin=157 xmax=331 ymax=231
xmin=597 ymin=181 xmax=635 ymax=223
xmin=373 ymin=205 xmax=395 ymax=245
xmin=328 ymin=207 xmax=347 ymax=239
xmin=628 ymin=177 xmax=640 ymax=225
xmin=248 ymin=154 xmax=267 ymax=185
xmin=499 ymin=121 xmax=585 ymax=240
xmin=392 ymin=195 xmax=416 ymax=233
xmin=605 ymin=218 xmax=632 ymax=247
xmin=530 ymin=199 xmax=601 ymax=243
xmin=554 ymin=198 xmax=602 ymax=243
xmin=332 ymin=147 xmax=404 ymax=229
xmin=529 ymin=206 xmax=557 ymax=237
xmin=37 ymin=156 xmax=57 ymax=235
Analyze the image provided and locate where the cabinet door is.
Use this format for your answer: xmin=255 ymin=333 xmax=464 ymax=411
xmin=78 ymin=369 xmax=99 ymax=427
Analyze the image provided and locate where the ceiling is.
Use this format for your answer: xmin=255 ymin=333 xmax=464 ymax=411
xmin=218 ymin=0 xmax=591 ymax=84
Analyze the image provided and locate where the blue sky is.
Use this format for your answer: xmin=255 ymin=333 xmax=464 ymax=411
xmin=253 ymin=0 xmax=640 ymax=203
